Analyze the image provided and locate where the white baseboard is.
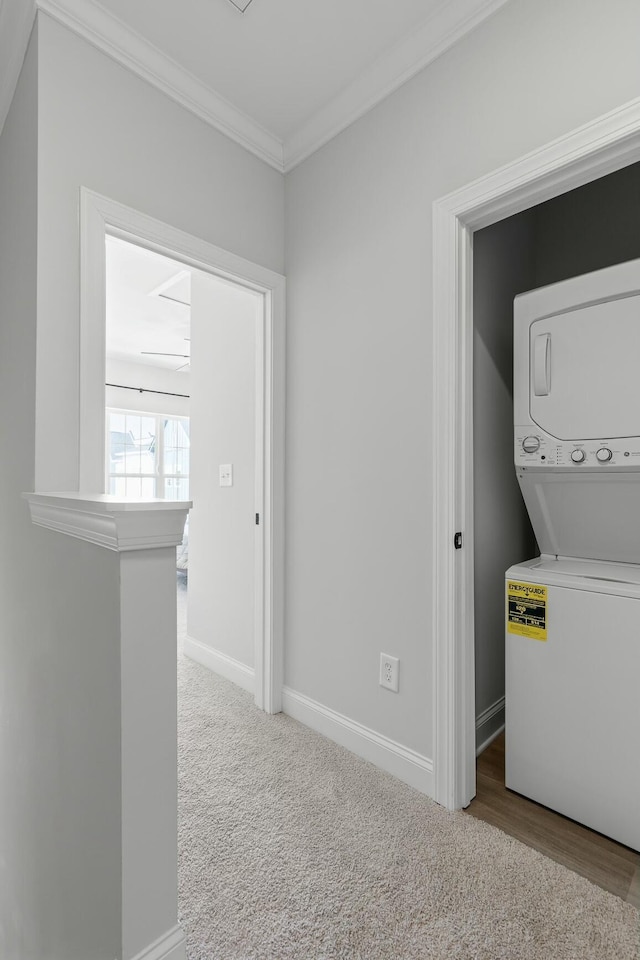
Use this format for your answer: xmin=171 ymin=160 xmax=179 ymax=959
xmin=184 ymin=635 xmax=255 ymax=694
xmin=282 ymin=686 xmax=434 ymax=797
xmin=476 ymin=696 xmax=505 ymax=756
xmin=128 ymin=924 xmax=186 ymax=960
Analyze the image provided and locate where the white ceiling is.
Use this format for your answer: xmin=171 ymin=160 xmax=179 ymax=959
xmin=0 ymin=0 xmax=510 ymax=170
xmin=105 ymin=236 xmax=193 ymax=371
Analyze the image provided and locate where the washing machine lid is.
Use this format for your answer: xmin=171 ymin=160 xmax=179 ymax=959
xmin=517 ymin=468 xmax=640 ymax=565
xmin=507 ymin=555 xmax=640 ymax=597
xmin=529 ymin=293 xmax=640 ymax=440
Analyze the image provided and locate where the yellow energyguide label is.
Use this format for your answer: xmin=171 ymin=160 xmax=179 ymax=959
xmin=507 ymin=581 xmax=547 ymax=641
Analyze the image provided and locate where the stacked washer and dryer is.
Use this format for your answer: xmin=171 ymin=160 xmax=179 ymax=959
xmin=505 ymin=257 xmax=640 ymax=852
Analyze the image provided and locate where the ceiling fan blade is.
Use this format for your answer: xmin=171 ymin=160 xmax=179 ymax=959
xmin=141 ymin=351 xmax=190 ymax=358
xmin=157 ymin=292 xmax=190 ymax=307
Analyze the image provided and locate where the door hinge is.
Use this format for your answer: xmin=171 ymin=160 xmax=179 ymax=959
xmin=454 ymin=531 xmax=463 ymax=549
xmin=255 ymin=513 xmax=260 ymax=525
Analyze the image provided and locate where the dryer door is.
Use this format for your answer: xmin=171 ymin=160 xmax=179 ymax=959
xmin=529 ymin=293 xmax=640 ymax=440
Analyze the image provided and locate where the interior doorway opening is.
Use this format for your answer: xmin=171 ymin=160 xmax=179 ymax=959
xmin=464 ymin=160 xmax=640 ymax=902
xmin=472 ymin=158 xmax=640 ymax=762
xmin=104 ymin=235 xmax=262 ymax=695
xmin=80 ymin=187 xmax=286 ymax=715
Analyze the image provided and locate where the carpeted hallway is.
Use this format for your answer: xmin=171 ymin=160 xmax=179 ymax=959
xmin=176 ymin=583 xmax=639 ymax=960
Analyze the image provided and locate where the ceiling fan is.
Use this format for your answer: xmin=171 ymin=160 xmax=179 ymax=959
xmin=141 ymin=338 xmax=191 ymax=371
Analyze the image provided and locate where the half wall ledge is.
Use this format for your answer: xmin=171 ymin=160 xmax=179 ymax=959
xmin=22 ymin=492 xmax=192 ymax=552
xmin=21 ymin=490 xmax=191 ymax=960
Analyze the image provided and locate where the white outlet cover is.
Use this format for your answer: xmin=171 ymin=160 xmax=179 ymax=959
xmin=379 ymin=653 xmax=399 ymax=693
xmin=219 ymin=464 xmax=233 ymax=486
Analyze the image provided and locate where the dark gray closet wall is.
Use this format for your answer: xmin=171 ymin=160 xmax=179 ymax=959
xmin=473 ymin=210 xmax=537 ymax=750
xmin=473 ymin=160 xmax=640 ymax=752
xmin=534 ymin=160 xmax=640 ymax=286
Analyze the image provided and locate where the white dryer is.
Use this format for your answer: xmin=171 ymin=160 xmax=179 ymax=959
xmin=514 ymin=256 xmax=640 ymax=563
xmin=507 ymin=258 xmax=640 ymax=850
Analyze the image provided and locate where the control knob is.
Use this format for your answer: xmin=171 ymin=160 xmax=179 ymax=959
xmin=522 ymin=436 xmax=540 ymax=454
xmin=596 ymin=447 xmax=613 ymax=463
xmin=570 ymin=449 xmax=586 ymax=463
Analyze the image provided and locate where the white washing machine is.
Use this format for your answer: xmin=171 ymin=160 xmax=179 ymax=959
xmin=506 ymin=556 xmax=640 ymax=850
xmin=507 ymin=257 xmax=640 ymax=850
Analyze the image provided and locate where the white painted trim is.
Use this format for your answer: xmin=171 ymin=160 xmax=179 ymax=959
xmin=35 ymin=0 xmax=284 ymax=170
xmin=79 ymin=188 xmax=285 ymax=715
xmin=184 ymin=635 xmax=255 ymax=695
xmin=475 ymin=696 xmax=505 ymax=757
xmin=433 ymin=98 xmax=640 ymax=231
xmin=432 ymin=96 xmax=640 ymax=810
xmin=23 ymin=492 xmax=190 ymax=552
xmin=79 ymin=188 xmax=108 ymax=492
xmin=282 ymin=687 xmax=434 ymax=796
xmin=253 ymin=293 xmax=267 ymax=707
xmin=0 ymin=0 xmax=36 ymax=138
xmin=283 ymin=0 xmax=510 ymax=171
xmin=128 ymin=924 xmax=186 ymax=960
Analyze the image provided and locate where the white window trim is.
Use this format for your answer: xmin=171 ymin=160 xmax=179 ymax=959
xmin=106 ymin=409 xmax=190 ymax=500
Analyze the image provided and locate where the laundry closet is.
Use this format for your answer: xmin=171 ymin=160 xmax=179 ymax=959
xmin=472 ymin=160 xmax=640 ymax=830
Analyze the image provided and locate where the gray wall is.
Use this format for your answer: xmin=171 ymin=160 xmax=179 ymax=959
xmin=0 ymin=27 xmax=121 ymax=959
xmin=4 ymin=3 xmax=640 ymax=950
xmin=36 ymin=11 xmax=284 ymax=491
xmin=472 ymin=159 xmax=640 ymax=752
xmin=284 ymin=0 xmax=640 ymax=759
xmin=0 ymin=13 xmax=285 ymax=958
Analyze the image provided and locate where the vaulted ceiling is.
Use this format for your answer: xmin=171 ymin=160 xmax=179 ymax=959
xmin=0 ymin=0 xmax=510 ymax=170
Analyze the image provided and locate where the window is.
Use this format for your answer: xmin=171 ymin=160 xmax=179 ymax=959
xmin=106 ymin=410 xmax=190 ymax=499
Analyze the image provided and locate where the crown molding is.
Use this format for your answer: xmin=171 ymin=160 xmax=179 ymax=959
xmin=1 ymin=0 xmax=511 ymax=173
xmin=282 ymin=0 xmax=511 ymax=171
xmin=24 ymin=492 xmax=192 ymax=552
xmin=35 ymin=0 xmax=284 ymax=170
xmin=0 ymin=0 xmax=37 ymax=137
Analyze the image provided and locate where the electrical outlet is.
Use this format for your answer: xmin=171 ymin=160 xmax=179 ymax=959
xmin=379 ymin=653 xmax=399 ymax=692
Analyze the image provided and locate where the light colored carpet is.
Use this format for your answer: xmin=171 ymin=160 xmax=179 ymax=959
xmin=177 ymin=587 xmax=639 ymax=960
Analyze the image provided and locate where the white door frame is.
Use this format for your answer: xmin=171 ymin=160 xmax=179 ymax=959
xmin=432 ymin=97 xmax=640 ymax=810
xmin=79 ymin=188 xmax=286 ymax=714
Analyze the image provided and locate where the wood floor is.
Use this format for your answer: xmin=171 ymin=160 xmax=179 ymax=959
xmin=465 ymin=732 xmax=640 ymax=906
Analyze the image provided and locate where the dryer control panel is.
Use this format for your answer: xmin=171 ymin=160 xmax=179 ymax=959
xmin=514 ymin=428 xmax=640 ymax=468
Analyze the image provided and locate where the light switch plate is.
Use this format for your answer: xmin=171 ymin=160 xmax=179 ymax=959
xmin=219 ymin=464 xmax=233 ymax=487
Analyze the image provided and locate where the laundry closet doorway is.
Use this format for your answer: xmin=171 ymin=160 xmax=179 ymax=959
xmin=472 ymin=158 xmax=640 ymax=750
xmin=431 ymin=98 xmax=640 ymax=811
